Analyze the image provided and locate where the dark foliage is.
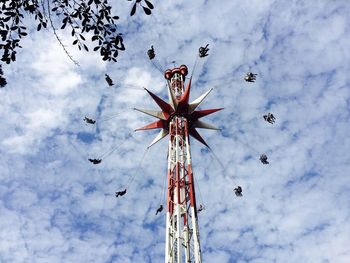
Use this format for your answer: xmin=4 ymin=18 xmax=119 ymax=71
xmin=0 ymin=0 xmax=154 ymax=66
xmin=0 ymin=64 xmax=7 ymax=87
xmin=129 ymin=0 xmax=154 ymax=16
xmin=0 ymin=0 xmax=45 ymax=64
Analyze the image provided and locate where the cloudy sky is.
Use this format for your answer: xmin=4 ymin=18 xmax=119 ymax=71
xmin=1 ymin=0 xmax=350 ymax=262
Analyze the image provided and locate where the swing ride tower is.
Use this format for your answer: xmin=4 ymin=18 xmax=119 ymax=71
xmin=135 ymin=65 xmax=222 ymax=263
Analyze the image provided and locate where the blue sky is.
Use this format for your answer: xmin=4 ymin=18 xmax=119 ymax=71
xmin=1 ymin=0 xmax=350 ymax=262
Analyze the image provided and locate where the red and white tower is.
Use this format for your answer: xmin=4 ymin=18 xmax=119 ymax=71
xmin=135 ymin=65 xmax=222 ymax=263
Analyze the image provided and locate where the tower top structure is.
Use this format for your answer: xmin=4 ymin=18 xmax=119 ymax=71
xmin=135 ymin=64 xmax=223 ymax=148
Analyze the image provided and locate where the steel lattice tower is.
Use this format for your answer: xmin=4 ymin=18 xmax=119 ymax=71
xmin=135 ymin=65 xmax=222 ymax=263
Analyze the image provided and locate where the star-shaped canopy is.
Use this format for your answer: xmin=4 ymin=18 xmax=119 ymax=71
xmin=135 ymin=68 xmax=222 ymax=148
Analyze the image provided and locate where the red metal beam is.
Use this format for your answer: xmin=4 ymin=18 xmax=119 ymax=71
xmin=190 ymin=108 xmax=224 ymax=120
xmin=135 ymin=120 xmax=164 ymax=131
xmin=177 ymin=77 xmax=192 ymax=113
xmin=145 ymin=88 xmax=173 ymax=115
xmin=189 ymin=127 xmax=209 ymax=148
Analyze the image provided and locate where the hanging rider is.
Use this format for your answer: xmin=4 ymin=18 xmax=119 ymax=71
xmin=263 ymin=113 xmax=276 ymax=124
xmin=259 ymin=154 xmax=269 ymax=164
xmin=105 ymin=74 xmax=114 ymax=86
xmin=268 ymin=113 xmax=276 ymax=123
xmin=197 ymin=204 xmax=205 ymax=213
xmin=88 ymin=158 xmax=102 ymax=164
xmin=199 ymin=44 xmax=210 ymax=57
xmin=115 ymin=189 xmax=127 ymax=197
xmin=147 ymin=45 xmax=155 ymax=60
xmin=244 ymin=72 xmax=257 ymax=82
xmin=234 ymin=186 xmax=243 ymax=197
xmin=156 ymin=204 xmax=163 ymax=215
xmin=84 ymin=117 xmax=96 ymax=124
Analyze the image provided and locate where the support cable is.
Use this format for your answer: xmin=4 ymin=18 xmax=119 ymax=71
xmin=68 ymin=137 xmax=88 ymax=162
xmin=106 ymin=83 xmax=144 ymax=91
xmin=232 ymin=134 xmax=261 ymax=155
xmin=208 ymin=130 xmax=265 ymax=188
xmin=151 ymin=58 xmax=165 ymax=73
xmin=206 ymin=75 xmax=243 ymax=86
xmin=208 ymin=147 xmax=226 ymax=172
xmin=98 ymin=108 xmax=132 ymax=123
xmin=124 ymin=147 xmax=150 ymax=189
xmin=160 ymin=169 xmax=168 ymax=205
xmin=194 ymin=173 xmax=205 ymax=207
xmin=145 ymin=14 xmax=166 ymax=74
xmin=118 ymin=84 xmax=144 ymax=91
xmin=218 ymin=122 xmax=262 ymax=156
xmin=208 ymin=147 xmax=240 ymax=199
xmin=97 ymin=133 xmax=134 ymax=160
xmin=100 ymin=192 xmax=112 ymax=217
xmin=190 ymin=55 xmax=199 ymax=79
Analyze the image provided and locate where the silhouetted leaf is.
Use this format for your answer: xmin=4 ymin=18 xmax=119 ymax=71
xmin=143 ymin=6 xmax=151 ymax=15
xmin=144 ymin=0 xmax=154 ymax=9
xmin=0 ymin=68 xmax=7 ymax=87
xmin=11 ymin=52 xmax=16 ymax=61
xmin=4 ymin=12 xmax=15 ymax=16
xmin=130 ymin=3 xmax=136 ymax=16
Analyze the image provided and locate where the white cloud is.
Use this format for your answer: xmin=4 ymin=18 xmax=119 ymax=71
xmin=0 ymin=0 xmax=350 ymax=262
